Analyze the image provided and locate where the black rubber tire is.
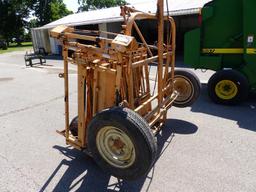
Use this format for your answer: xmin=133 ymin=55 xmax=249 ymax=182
xmin=87 ymin=107 xmax=157 ymax=180
xmin=208 ymin=70 xmax=249 ymax=105
xmin=173 ymin=69 xmax=201 ymax=108
xmin=69 ymin=116 xmax=78 ymax=137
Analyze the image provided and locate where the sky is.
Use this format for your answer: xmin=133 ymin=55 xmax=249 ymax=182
xmin=63 ymin=0 xmax=152 ymax=12
xmin=63 ymin=0 xmax=79 ymax=12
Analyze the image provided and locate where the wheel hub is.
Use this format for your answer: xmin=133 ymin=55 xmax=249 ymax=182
xmin=96 ymin=126 xmax=136 ymax=168
xmin=174 ymin=76 xmax=194 ymax=103
xmin=215 ymin=80 xmax=238 ymax=100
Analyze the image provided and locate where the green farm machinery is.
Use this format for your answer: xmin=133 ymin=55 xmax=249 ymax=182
xmin=185 ymin=0 xmax=256 ymax=104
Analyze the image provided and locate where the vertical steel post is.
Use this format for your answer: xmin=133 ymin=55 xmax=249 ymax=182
xmin=63 ymin=45 xmax=70 ymax=142
xmin=157 ymin=0 xmax=164 ymax=104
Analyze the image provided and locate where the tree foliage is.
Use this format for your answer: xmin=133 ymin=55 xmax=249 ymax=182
xmin=50 ymin=0 xmax=73 ymax=21
xmin=0 ymin=0 xmax=31 ymax=43
xmin=0 ymin=0 xmax=73 ymax=44
xmin=78 ymin=0 xmax=126 ymax=12
xmin=32 ymin=0 xmax=73 ymax=26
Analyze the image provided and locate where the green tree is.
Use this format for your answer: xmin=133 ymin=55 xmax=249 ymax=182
xmin=0 ymin=0 xmax=73 ymax=45
xmin=78 ymin=0 xmax=126 ymax=12
xmin=50 ymin=0 xmax=73 ymax=21
xmin=33 ymin=0 xmax=73 ymax=26
xmin=0 ymin=0 xmax=31 ymax=44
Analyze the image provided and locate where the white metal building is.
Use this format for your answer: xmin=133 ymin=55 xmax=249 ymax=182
xmin=31 ymin=0 xmax=212 ymax=54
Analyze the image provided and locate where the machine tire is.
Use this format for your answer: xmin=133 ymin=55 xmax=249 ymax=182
xmin=173 ymin=69 xmax=201 ymax=107
xmin=69 ymin=116 xmax=78 ymax=136
xmin=87 ymin=107 xmax=157 ymax=180
xmin=208 ymin=70 xmax=249 ymax=105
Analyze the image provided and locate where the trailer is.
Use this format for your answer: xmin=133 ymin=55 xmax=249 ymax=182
xmin=184 ymin=0 xmax=256 ymax=104
xmin=51 ymin=1 xmax=201 ymax=180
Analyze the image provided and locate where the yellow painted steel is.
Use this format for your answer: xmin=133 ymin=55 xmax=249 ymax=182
xmin=246 ymin=48 xmax=256 ymax=54
xmin=202 ymin=48 xmax=256 ymax=54
xmin=215 ymin=80 xmax=238 ymax=100
xmin=202 ymin=48 xmax=244 ymax=54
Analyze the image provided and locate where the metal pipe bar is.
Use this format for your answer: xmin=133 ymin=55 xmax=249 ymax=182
xmin=133 ymin=22 xmax=154 ymax=57
xmin=145 ymin=91 xmax=177 ymax=121
xmin=135 ymin=81 xmax=174 ymax=115
xmin=65 ymin=32 xmax=112 ymax=43
xmin=132 ymin=52 xmax=170 ymax=68
xmin=149 ymin=110 xmax=165 ymax=127
xmin=157 ymin=0 xmax=164 ymax=105
xmin=134 ymin=94 xmax=158 ymax=112
xmin=63 ymin=46 xmax=70 ymax=143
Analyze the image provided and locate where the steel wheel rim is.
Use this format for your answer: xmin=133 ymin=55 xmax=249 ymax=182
xmin=96 ymin=126 xmax=136 ymax=169
xmin=215 ymin=80 xmax=238 ymax=100
xmin=174 ymin=75 xmax=194 ymax=103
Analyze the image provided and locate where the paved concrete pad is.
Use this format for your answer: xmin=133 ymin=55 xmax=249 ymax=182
xmin=0 ymin=51 xmax=255 ymax=192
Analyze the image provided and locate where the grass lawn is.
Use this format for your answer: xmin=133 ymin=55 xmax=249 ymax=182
xmin=0 ymin=42 xmax=33 ymax=54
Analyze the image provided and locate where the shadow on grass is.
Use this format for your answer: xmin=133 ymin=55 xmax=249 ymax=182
xmin=40 ymin=119 xmax=197 ymax=192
